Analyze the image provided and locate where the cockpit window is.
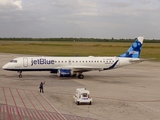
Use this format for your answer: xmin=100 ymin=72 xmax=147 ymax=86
xmin=10 ymin=60 xmax=14 ymax=62
xmin=10 ymin=60 xmax=17 ymax=63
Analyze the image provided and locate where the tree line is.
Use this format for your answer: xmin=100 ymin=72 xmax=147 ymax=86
xmin=0 ymin=37 xmax=160 ymax=43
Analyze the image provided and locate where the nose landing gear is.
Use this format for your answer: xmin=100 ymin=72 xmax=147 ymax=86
xmin=18 ymin=71 xmax=22 ymax=78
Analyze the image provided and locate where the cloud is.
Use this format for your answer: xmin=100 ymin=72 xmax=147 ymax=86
xmin=0 ymin=0 xmax=22 ymax=10
xmin=52 ymin=0 xmax=99 ymax=16
xmin=0 ymin=0 xmax=160 ymax=39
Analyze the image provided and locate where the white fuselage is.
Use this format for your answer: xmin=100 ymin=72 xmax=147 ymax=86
xmin=2 ymin=56 xmax=136 ymax=72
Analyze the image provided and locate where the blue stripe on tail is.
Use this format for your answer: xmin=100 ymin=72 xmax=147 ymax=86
xmin=119 ymin=37 xmax=144 ymax=58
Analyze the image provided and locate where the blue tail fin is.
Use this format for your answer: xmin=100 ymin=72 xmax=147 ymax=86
xmin=119 ymin=36 xmax=144 ymax=58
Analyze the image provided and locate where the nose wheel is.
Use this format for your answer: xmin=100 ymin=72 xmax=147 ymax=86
xmin=18 ymin=71 xmax=22 ymax=78
xmin=19 ymin=74 xmax=22 ymax=78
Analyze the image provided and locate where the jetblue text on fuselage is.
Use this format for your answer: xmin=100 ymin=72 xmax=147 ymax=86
xmin=31 ymin=58 xmax=54 ymax=66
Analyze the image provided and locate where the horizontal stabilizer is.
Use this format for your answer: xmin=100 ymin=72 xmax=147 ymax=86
xmin=129 ymin=58 xmax=155 ymax=63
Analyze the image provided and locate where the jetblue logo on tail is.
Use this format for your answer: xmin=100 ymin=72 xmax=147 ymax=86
xmin=119 ymin=37 xmax=143 ymax=58
xmin=31 ymin=58 xmax=54 ymax=66
xmin=129 ymin=51 xmax=139 ymax=55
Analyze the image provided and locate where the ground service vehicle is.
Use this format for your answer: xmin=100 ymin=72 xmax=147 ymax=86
xmin=73 ymin=88 xmax=92 ymax=105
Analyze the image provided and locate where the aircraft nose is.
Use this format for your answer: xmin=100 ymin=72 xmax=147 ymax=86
xmin=2 ymin=64 xmax=8 ymax=70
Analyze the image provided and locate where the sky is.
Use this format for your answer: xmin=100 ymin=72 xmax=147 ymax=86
xmin=0 ymin=0 xmax=160 ymax=39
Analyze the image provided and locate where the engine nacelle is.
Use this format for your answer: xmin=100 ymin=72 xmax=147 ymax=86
xmin=57 ymin=69 xmax=71 ymax=77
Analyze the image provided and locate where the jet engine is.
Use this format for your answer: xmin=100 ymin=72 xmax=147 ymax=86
xmin=57 ymin=69 xmax=72 ymax=77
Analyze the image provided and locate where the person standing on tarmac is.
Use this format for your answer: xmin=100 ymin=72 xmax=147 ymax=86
xmin=39 ymin=81 xmax=45 ymax=93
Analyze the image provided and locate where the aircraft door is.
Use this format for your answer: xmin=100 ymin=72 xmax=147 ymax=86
xmin=23 ymin=58 xmax=28 ymax=67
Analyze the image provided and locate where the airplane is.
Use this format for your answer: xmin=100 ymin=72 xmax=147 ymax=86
xmin=2 ymin=36 xmax=145 ymax=79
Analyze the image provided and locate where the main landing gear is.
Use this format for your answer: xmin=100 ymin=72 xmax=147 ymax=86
xmin=18 ymin=71 xmax=22 ymax=78
xmin=72 ymin=73 xmax=84 ymax=79
xmin=78 ymin=74 xmax=84 ymax=79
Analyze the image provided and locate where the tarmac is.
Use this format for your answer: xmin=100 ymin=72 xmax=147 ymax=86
xmin=0 ymin=53 xmax=160 ymax=120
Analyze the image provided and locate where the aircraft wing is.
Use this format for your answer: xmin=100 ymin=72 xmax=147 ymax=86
xmin=56 ymin=60 xmax=119 ymax=72
xmin=56 ymin=65 xmax=103 ymax=72
xmin=73 ymin=66 xmax=103 ymax=72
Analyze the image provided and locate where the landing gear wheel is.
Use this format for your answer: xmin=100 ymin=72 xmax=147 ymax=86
xmin=77 ymin=101 xmax=79 ymax=105
xmin=19 ymin=74 xmax=22 ymax=78
xmin=89 ymin=102 xmax=92 ymax=105
xmin=18 ymin=71 xmax=22 ymax=78
xmin=78 ymin=74 xmax=84 ymax=79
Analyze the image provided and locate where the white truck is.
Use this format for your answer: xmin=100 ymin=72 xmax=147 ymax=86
xmin=73 ymin=88 xmax=92 ymax=105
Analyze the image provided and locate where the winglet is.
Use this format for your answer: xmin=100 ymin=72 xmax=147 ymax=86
xmin=119 ymin=36 xmax=144 ymax=58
